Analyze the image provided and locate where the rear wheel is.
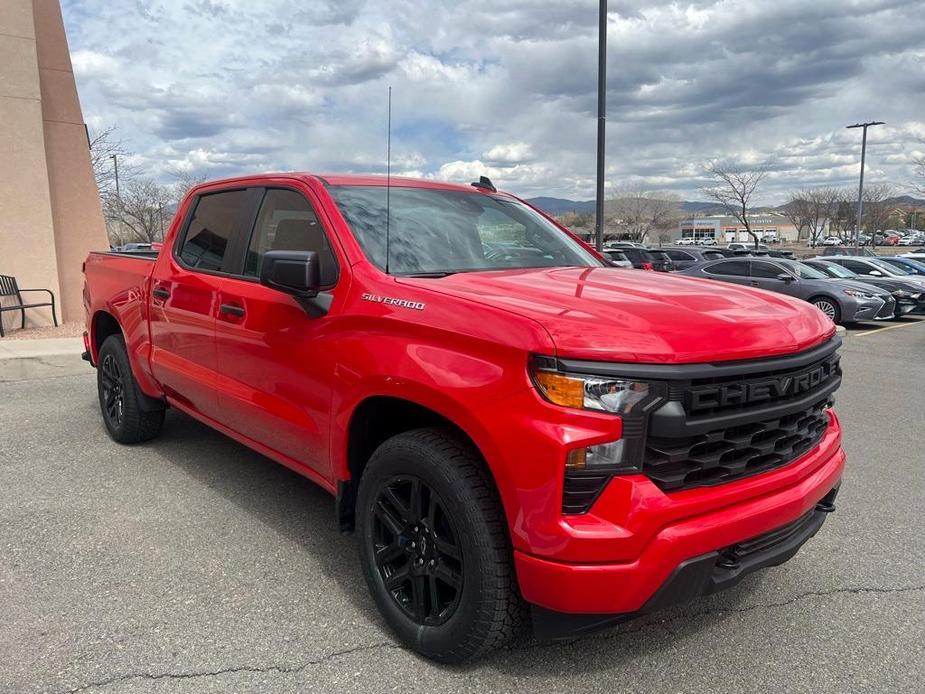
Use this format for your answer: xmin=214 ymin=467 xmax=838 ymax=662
xmin=97 ymin=335 xmax=164 ymax=443
xmin=811 ymin=297 xmax=841 ymax=324
xmin=356 ymin=428 xmax=526 ymax=663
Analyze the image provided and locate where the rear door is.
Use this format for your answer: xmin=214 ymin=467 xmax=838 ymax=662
xmin=148 ymin=188 xmax=253 ymax=419
xmin=212 ymin=184 xmax=345 ymax=479
xmin=701 ymin=259 xmax=751 ymax=286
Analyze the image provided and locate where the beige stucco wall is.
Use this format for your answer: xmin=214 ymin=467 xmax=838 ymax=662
xmin=0 ymin=0 xmax=107 ymax=332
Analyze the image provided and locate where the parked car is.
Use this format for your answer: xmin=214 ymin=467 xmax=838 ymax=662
xmin=680 ymin=257 xmax=889 ymax=323
xmin=646 ymin=248 xmax=674 ymax=272
xmin=81 ymin=172 xmax=846 ymax=661
xmin=821 ymin=236 xmax=843 ymax=246
xmin=659 ymin=246 xmax=728 ymax=271
xmin=877 ymin=256 xmax=925 ymax=277
xmin=696 ymin=237 xmax=718 ymax=246
xmin=901 ymin=251 xmax=925 ymax=261
xmin=767 ymin=249 xmax=795 ymax=259
xmin=803 ymin=259 xmax=923 ymax=316
xmin=818 ymin=256 xmax=925 ymax=292
xmin=602 ymin=249 xmax=633 ymax=268
xmin=676 ymin=237 xmax=697 ymax=246
xmin=898 ymin=235 xmax=924 ymax=246
xmin=616 ymin=247 xmax=673 ymax=271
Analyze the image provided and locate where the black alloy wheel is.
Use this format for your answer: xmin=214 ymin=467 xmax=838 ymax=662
xmin=100 ymin=352 xmax=125 ymax=428
xmin=372 ymin=475 xmax=463 ymax=626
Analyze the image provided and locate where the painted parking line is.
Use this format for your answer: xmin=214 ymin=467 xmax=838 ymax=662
xmin=852 ymin=319 xmax=925 ymax=337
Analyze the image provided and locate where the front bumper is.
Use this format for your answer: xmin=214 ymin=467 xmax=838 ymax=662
xmin=532 ymin=486 xmax=838 ymax=638
xmin=846 ymin=296 xmax=885 ymax=321
xmin=513 ymin=420 xmax=845 ymax=617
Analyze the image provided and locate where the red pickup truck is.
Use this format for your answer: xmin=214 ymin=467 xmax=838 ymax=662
xmin=83 ymin=173 xmax=845 ymax=662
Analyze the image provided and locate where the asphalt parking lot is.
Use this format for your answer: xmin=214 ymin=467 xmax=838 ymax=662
xmin=2 ymin=322 xmax=924 ymax=694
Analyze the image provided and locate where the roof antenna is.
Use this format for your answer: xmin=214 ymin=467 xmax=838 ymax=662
xmin=385 ymin=85 xmax=392 ymax=275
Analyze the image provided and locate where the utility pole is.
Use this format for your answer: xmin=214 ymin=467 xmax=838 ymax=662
xmin=846 ymin=121 xmax=884 ymax=252
xmin=594 ymin=0 xmax=607 ymax=251
xmin=111 ymin=153 xmax=120 ymax=199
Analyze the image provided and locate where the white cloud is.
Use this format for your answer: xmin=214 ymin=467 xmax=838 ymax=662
xmin=61 ymin=0 xmax=925 ymax=202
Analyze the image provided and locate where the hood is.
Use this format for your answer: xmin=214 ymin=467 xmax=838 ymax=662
xmin=849 ymin=276 xmax=921 ymax=293
xmin=399 ymin=267 xmax=834 ymax=363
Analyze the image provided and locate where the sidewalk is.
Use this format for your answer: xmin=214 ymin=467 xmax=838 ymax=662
xmin=0 ymin=336 xmax=87 ymax=381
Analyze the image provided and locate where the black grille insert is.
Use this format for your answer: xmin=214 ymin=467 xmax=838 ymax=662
xmin=644 ymin=399 xmax=830 ymax=492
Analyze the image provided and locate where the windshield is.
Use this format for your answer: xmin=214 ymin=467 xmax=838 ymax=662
xmin=328 ymin=186 xmax=602 ymax=275
xmin=780 ymin=260 xmax=827 ymax=279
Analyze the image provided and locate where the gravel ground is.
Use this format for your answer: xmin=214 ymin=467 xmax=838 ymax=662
xmin=0 ymin=321 xmax=84 ymax=340
xmin=0 ymin=323 xmax=923 ymax=694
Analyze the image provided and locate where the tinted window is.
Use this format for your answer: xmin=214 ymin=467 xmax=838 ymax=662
xmin=778 ymin=260 xmax=826 ymax=279
xmin=841 ymin=259 xmax=872 ymax=274
xmin=178 ymin=190 xmax=247 ymax=272
xmin=702 ymin=251 xmax=724 ymax=261
xmin=328 ymin=186 xmax=600 ymax=275
xmin=751 ymin=261 xmax=785 ymax=279
xmin=605 ymin=250 xmax=627 ymax=261
xmin=244 ymin=189 xmax=338 ymax=287
xmin=664 ymin=250 xmax=693 ymax=261
xmin=623 ymin=248 xmax=654 ymax=263
xmin=704 ymin=260 xmax=747 ymax=276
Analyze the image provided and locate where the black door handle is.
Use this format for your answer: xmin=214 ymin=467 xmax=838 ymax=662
xmin=219 ymin=303 xmax=245 ymax=317
xmin=152 ymin=287 xmax=170 ymax=299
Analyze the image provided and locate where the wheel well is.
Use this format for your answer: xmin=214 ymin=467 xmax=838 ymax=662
xmin=338 ymin=396 xmax=486 ymax=532
xmin=808 ymin=295 xmax=836 ymax=304
xmin=92 ymin=311 xmax=122 ymax=355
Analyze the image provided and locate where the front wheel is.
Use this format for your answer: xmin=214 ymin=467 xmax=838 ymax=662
xmin=811 ymin=297 xmax=842 ymax=324
xmin=356 ymin=428 xmax=526 ymax=663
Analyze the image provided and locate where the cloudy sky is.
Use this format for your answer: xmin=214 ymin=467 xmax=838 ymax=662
xmin=62 ymin=0 xmax=925 ymax=203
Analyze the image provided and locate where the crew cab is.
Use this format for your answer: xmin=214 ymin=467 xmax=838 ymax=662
xmin=82 ymin=173 xmax=845 ymax=662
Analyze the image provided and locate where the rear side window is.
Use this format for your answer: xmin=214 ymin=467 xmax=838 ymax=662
xmin=179 ymin=190 xmax=248 ymax=272
xmin=665 ymin=250 xmax=693 ymax=261
xmin=702 ymin=251 xmax=723 ymax=261
xmin=750 ymin=261 xmax=785 ymax=278
xmin=244 ymin=189 xmax=339 ymax=287
xmin=704 ymin=260 xmax=747 ymax=276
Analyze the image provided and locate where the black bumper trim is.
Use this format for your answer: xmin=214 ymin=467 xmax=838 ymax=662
xmin=531 ymin=486 xmax=838 ymax=640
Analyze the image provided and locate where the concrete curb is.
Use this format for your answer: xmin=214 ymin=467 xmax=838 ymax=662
xmin=835 ymin=325 xmax=848 ymax=338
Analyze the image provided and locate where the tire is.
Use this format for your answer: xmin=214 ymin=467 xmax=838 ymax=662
xmin=97 ymin=334 xmax=165 ymax=443
xmin=356 ymin=428 xmax=526 ymax=663
xmin=811 ymin=296 xmax=841 ymax=324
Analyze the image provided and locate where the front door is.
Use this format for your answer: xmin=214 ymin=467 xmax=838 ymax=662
xmin=149 ymin=188 xmax=251 ymax=419
xmin=212 ymin=185 xmax=344 ymax=480
xmin=747 ymin=260 xmax=799 ymax=296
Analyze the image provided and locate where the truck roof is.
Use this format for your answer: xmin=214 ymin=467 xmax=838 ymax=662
xmin=193 ymin=172 xmax=500 ymax=194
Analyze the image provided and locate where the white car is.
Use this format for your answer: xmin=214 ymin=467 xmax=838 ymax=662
xmin=899 ymin=235 xmax=925 ymax=246
xmin=821 ymin=236 xmax=843 ymax=246
xmin=697 ymin=237 xmax=718 ymax=246
xmin=676 ymin=238 xmax=697 ymax=246
xmin=901 ymin=251 xmax=925 ymax=261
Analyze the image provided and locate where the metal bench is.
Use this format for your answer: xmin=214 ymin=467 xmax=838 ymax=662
xmin=0 ymin=275 xmax=58 ymax=337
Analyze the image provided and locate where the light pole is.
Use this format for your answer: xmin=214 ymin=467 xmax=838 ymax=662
xmin=594 ymin=0 xmax=607 ymax=252
xmin=111 ymin=153 xmax=120 ymax=199
xmin=846 ymin=121 xmax=884 ymax=252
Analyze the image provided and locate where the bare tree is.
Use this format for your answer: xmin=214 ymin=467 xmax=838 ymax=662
xmin=104 ymin=178 xmax=173 ymax=244
xmin=702 ymin=163 xmax=768 ymax=248
xmin=607 ymin=190 xmax=682 ymax=243
xmin=782 ymin=187 xmax=840 ymax=246
xmin=88 ymin=126 xmax=135 ymax=198
xmin=911 ymin=140 xmax=925 ymax=197
xmin=829 ymin=188 xmax=856 ymax=238
xmin=861 ymin=182 xmax=894 ymax=234
xmin=169 ymin=169 xmax=209 ymax=206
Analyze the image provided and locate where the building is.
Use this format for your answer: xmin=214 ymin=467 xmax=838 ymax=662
xmin=0 ymin=0 xmax=107 ymax=333
xmin=677 ymin=212 xmax=802 ymax=244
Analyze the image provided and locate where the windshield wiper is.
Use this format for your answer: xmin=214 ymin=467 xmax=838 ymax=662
xmin=399 ymin=271 xmax=457 ymax=278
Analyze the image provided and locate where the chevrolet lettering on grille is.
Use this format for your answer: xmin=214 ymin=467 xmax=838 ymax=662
xmin=686 ymin=358 xmax=838 ymax=414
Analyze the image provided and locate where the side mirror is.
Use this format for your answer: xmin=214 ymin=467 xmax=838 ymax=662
xmin=776 ymin=273 xmax=795 ymax=282
xmin=260 ymin=250 xmax=320 ymax=298
xmin=868 ymin=270 xmax=883 ymax=276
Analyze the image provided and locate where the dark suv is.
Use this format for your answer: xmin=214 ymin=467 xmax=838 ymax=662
xmin=659 ymin=247 xmax=728 ymax=271
xmin=611 ymin=247 xmax=673 ymax=272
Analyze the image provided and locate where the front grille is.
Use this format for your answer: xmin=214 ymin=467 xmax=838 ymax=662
xmin=876 ymin=296 xmax=896 ymax=318
xmin=644 ymin=399 xmax=830 ymax=491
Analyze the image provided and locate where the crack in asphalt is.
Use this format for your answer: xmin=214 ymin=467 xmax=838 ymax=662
xmin=60 ymin=584 xmax=925 ymax=692
xmin=62 ymin=641 xmax=405 ymax=693
xmin=521 ymin=583 xmax=925 ymax=652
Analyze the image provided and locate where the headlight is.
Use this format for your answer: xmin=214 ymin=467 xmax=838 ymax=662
xmin=892 ymin=290 xmax=921 ymax=300
xmin=531 ymin=367 xmax=650 ymax=415
xmin=842 ymin=288 xmax=878 ymax=300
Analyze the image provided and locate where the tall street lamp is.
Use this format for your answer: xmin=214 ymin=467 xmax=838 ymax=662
xmin=594 ymin=0 xmax=607 ymax=252
xmin=846 ymin=121 xmax=884 ymax=252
